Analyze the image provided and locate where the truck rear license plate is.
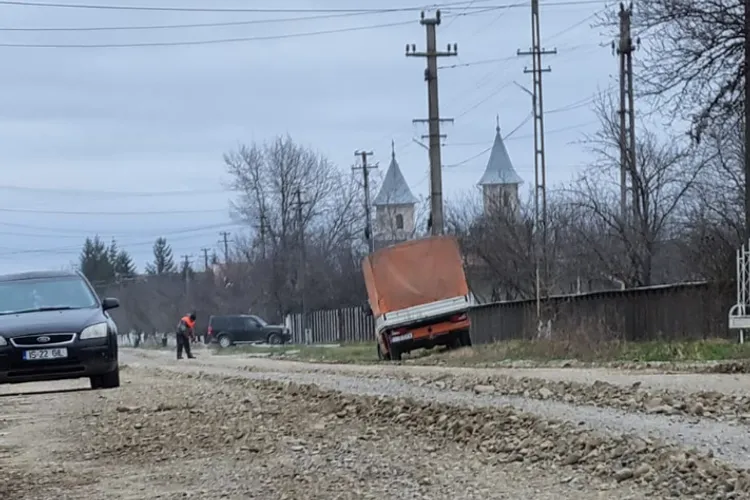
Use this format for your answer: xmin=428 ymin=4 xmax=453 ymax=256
xmin=391 ymin=333 xmax=412 ymax=343
xmin=23 ymin=348 xmax=68 ymax=361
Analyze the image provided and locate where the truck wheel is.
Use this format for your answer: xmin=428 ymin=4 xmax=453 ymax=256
xmin=218 ymin=334 xmax=232 ymax=348
xmin=390 ymin=345 xmax=402 ymax=361
xmin=377 ymin=343 xmax=391 ymax=361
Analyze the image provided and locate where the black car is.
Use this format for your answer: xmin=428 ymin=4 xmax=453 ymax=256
xmin=0 ymin=270 xmax=121 ymax=389
xmin=206 ymin=314 xmax=291 ymax=348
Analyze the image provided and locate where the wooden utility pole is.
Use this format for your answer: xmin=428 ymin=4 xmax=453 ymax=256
xmin=180 ymin=254 xmax=192 ymax=297
xmin=218 ymin=231 xmax=231 ymax=263
xmin=352 ymin=150 xmax=378 ymax=253
xmin=406 ymin=9 xmax=457 ymax=236
xmin=517 ymin=0 xmax=555 ymax=323
xmin=258 ymin=213 xmax=267 ymax=259
xmin=613 ymin=2 xmax=638 ymax=221
xmin=293 ymin=188 xmax=309 ymax=343
xmin=746 ymin=0 xmax=750 ymax=240
xmin=201 ymin=247 xmax=210 ymax=271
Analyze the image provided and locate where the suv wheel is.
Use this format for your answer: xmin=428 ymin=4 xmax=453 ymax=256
xmin=267 ymin=333 xmax=282 ymax=345
xmin=218 ymin=334 xmax=232 ymax=348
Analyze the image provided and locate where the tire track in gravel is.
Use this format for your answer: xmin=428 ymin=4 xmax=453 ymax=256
xmin=0 ymin=365 xmax=650 ymax=499
xmin=122 ymin=349 xmax=750 ymax=470
xmin=128 ymin=350 xmax=750 ymax=424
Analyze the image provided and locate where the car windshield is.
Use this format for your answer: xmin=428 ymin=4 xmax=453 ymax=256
xmin=0 ymin=276 xmax=98 ymax=315
xmin=251 ymin=315 xmax=268 ymax=326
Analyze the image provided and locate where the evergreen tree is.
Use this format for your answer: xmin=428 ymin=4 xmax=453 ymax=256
xmin=107 ymin=239 xmax=137 ymax=278
xmin=114 ymin=250 xmax=137 ymax=278
xmin=145 ymin=237 xmax=176 ymax=275
xmin=79 ymin=236 xmax=113 ymax=283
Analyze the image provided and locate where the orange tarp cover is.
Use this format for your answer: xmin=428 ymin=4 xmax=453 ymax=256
xmin=362 ymin=235 xmax=469 ymax=317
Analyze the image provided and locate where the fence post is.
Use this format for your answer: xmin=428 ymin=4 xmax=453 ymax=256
xmin=337 ymin=308 xmax=345 ymax=344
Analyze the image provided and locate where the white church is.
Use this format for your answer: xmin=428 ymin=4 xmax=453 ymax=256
xmin=371 ymin=120 xmax=523 ymax=249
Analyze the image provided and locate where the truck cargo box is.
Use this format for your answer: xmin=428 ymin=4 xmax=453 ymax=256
xmin=362 ymin=235 xmax=469 ymax=318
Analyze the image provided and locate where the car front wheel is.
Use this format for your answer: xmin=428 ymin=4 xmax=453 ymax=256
xmin=91 ymin=367 xmax=120 ymax=390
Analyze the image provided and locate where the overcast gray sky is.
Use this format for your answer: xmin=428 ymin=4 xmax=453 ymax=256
xmin=0 ymin=0 xmax=616 ymax=274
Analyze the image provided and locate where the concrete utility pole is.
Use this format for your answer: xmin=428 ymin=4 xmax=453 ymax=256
xmin=352 ymin=150 xmax=378 ymax=253
xmin=180 ymin=254 xmax=192 ymax=297
xmin=406 ymin=9 xmax=457 ymax=236
xmin=746 ymin=0 xmax=750 ymax=240
xmin=200 ymin=247 xmax=210 ymax=271
xmin=293 ymin=188 xmax=309 ymax=342
xmin=613 ymin=2 xmax=638 ymax=222
xmin=517 ymin=0 xmax=556 ymax=323
xmin=218 ymin=231 xmax=231 ymax=263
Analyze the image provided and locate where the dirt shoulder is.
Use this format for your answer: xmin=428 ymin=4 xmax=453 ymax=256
xmin=0 ymin=363 xmax=654 ymax=500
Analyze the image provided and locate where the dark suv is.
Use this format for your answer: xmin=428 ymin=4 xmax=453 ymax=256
xmin=206 ymin=314 xmax=291 ymax=348
xmin=0 ymin=270 xmax=121 ymax=389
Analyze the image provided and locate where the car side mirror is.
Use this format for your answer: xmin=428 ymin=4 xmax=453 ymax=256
xmin=102 ymin=297 xmax=120 ymax=311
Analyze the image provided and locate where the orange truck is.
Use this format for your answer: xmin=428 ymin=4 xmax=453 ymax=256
xmin=362 ymin=235 xmax=473 ymax=361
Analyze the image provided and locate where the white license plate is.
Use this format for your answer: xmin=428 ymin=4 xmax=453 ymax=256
xmin=23 ymin=348 xmax=68 ymax=361
xmin=391 ymin=333 xmax=413 ymax=343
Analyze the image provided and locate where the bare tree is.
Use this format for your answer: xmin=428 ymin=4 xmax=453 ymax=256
xmin=564 ymin=93 xmax=702 ymax=287
xmin=678 ymin=120 xmax=745 ymax=282
xmin=224 ymin=135 xmax=367 ymax=318
xmin=602 ymin=0 xmax=743 ymax=138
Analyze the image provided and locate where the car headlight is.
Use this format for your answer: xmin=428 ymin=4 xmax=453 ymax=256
xmin=80 ymin=322 xmax=108 ymax=340
xmin=0 ymin=336 xmax=6 ymax=347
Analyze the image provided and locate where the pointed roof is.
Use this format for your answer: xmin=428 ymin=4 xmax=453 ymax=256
xmin=373 ymin=140 xmax=419 ymax=206
xmin=478 ymin=116 xmax=523 ymax=186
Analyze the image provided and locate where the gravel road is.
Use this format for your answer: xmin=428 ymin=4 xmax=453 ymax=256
xmin=0 ymin=364 xmax=650 ymax=500
xmin=123 ymin=349 xmax=750 ymax=469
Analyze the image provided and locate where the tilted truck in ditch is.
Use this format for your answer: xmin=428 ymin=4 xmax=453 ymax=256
xmin=362 ymin=235 xmax=473 ymax=361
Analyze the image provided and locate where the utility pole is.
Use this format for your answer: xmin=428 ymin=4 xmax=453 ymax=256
xmin=180 ymin=254 xmax=192 ymax=298
xmin=201 ymin=247 xmax=210 ymax=271
xmin=218 ymin=231 xmax=231 ymax=263
xmin=613 ymin=2 xmax=638 ymax=221
xmin=258 ymin=213 xmax=267 ymax=259
xmin=406 ymin=9 xmax=457 ymax=236
xmin=517 ymin=0 xmax=556 ymax=326
xmin=746 ymin=0 xmax=750 ymax=241
xmin=352 ymin=149 xmax=378 ymax=253
xmin=293 ymin=188 xmax=309 ymax=343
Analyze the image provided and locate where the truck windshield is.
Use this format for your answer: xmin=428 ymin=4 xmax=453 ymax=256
xmin=0 ymin=277 xmax=98 ymax=315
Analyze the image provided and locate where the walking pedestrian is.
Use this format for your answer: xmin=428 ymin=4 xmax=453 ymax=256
xmin=176 ymin=311 xmax=197 ymax=360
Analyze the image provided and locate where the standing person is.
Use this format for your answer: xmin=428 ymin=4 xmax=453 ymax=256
xmin=176 ymin=311 xmax=197 ymax=360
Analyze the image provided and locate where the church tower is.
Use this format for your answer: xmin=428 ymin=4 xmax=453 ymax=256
xmin=478 ymin=116 xmax=523 ymax=217
xmin=373 ymin=141 xmax=418 ymax=249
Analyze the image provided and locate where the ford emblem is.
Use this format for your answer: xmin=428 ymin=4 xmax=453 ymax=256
xmin=36 ymin=336 xmax=51 ymax=343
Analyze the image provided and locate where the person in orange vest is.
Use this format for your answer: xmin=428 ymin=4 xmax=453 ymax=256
xmin=176 ymin=311 xmax=197 ymax=360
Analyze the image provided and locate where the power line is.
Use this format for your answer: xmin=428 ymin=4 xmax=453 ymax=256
xmin=0 ymin=206 xmax=226 ymax=215
xmin=0 ymin=222 xmax=239 ymax=239
xmin=0 ymin=6 xmax=514 ymax=48
xmin=0 ymin=1 xmax=607 ymax=14
xmin=0 ymin=11 xmax=390 ymax=32
xmin=0 ymin=20 xmax=416 ymax=48
xmin=0 ymin=184 xmax=235 ymax=196
xmin=0 ymin=221 xmax=239 ymax=235
xmin=0 ymin=229 xmax=224 ymax=256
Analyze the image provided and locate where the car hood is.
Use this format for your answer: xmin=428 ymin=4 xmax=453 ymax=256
xmin=0 ymin=308 xmax=105 ymax=337
xmin=264 ymin=324 xmax=286 ymax=330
